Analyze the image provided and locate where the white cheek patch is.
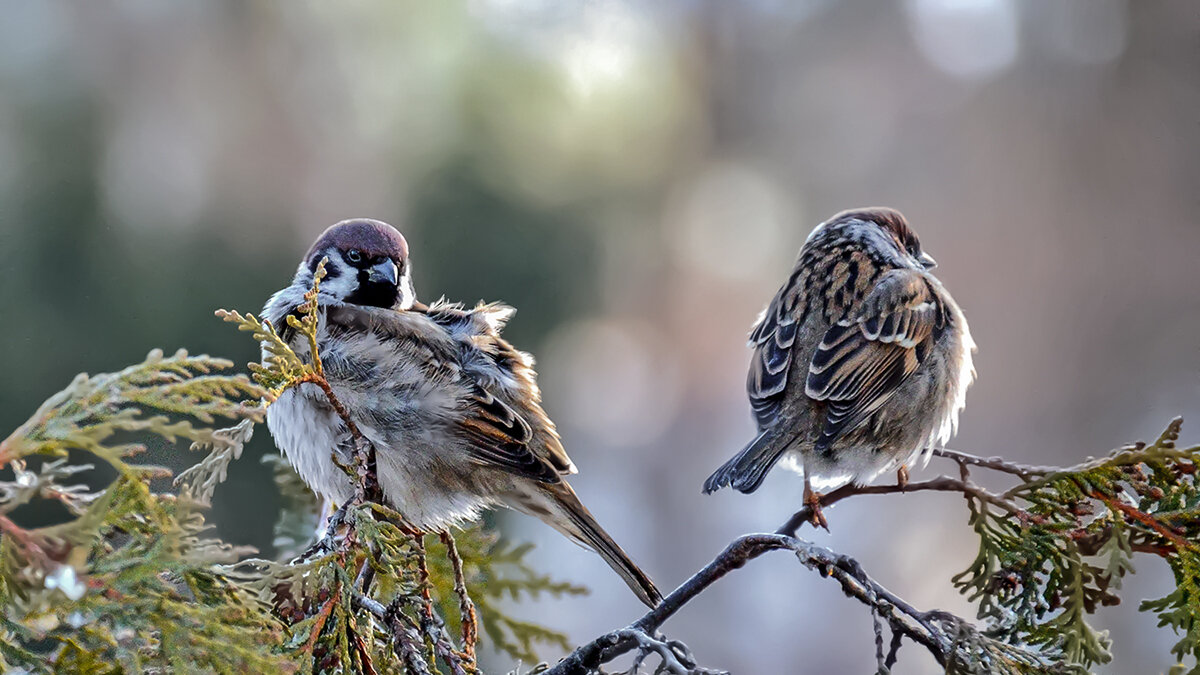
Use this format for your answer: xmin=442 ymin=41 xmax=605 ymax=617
xmin=321 ymin=273 xmax=358 ymax=301
xmin=396 ymin=270 xmax=416 ymax=310
xmin=298 ymin=256 xmax=358 ymax=302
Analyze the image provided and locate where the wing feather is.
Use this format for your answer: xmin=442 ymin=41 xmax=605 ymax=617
xmin=325 ymin=304 xmax=567 ymax=485
xmin=805 ymin=269 xmax=943 ymax=451
xmin=456 ymin=385 xmax=560 ymax=483
xmin=746 ymin=289 xmax=802 ymax=428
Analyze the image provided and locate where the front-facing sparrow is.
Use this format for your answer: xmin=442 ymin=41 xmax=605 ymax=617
xmin=703 ymin=208 xmax=976 ymax=525
xmin=262 ymin=219 xmax=662 ymax=607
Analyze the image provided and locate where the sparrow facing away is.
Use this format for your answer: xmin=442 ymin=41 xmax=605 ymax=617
xmin=261 ymin=219 xmax=661 ymax=608
xmin=703 ymin=208 xmax=976 ymax=524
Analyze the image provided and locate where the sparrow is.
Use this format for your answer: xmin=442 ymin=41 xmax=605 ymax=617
xmin=262 ymin=219 xmax=662 ymax=608
xmin=702 ymin=208 xmax=976 ymax=526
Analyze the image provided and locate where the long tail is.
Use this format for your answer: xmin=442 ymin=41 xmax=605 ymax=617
xmin=702 ymin=429 xmax=789 ymax=495
xmin=535 ymin=485 xmax=663 ymax=608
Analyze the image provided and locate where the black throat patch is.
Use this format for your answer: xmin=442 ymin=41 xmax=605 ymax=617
xmin=346 ymin=272 xmax=399 ymax=309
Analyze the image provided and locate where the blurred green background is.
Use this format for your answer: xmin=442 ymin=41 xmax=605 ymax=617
xmin=1 ymin=1 xmax=1198 ymax=672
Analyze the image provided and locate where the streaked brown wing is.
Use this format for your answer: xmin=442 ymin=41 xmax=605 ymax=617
xmin=746 ymin=276 xmax=805 ymax=430
xmin=420 ymin=300 xmax=575 ymax=479
xmin=747 ymin=249 xmax=876 ymax=431
xmin=456 ymin=385 xmax=562 ymax=484
xmin=805 ymin=268 xmax=943 ymax=451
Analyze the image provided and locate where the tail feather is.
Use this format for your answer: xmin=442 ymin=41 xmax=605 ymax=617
xmin=703 ymin=429 xmax=789 ymax=495
xmin=540 ymin=487 xmax=662 ymax=608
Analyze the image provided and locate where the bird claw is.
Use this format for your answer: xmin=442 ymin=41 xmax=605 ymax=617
xmin=804 ymin=484 xmax=829 ymax=531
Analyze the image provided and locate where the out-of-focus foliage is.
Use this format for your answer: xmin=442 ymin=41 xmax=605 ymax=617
xmin=954 ymin=419 xmax=1200 ymax=673
xmin=427 ymin=535 xmax=588 ymax=664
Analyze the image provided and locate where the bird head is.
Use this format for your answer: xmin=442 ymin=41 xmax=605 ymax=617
xmin=807 ymin=207 xmax=937 ymax=271
xmin=302 ymin=218 xmax=415 ymax=310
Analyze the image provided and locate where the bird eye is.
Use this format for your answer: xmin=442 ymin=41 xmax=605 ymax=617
xmin=346 ymin=249 xmax=363 ymax=264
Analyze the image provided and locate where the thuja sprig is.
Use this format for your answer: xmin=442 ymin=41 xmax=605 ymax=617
xmin=945 ymin=419 xmax=1200 ymax=669
xmin=0 ymin=349 xmax=282 ymax=673
xmin=0 ymin=348 xmax=265 ymax=470
xmin=214 ymin=307 xmax=309 ymax=400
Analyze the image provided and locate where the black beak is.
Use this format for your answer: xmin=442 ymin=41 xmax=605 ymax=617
xmin=919 ymin=252 xmax=937 ymax=270
xmin=367 ymin=260 xmax=399 ymax=286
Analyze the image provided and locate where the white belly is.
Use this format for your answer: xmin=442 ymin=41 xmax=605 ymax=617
xmin=266 ymin=385 xmax=356 ymax=506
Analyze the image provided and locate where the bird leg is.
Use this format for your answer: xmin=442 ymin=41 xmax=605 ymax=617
xmin=803 ymin=476 xmax=829 ymax=531
xmin=295 ymin=500 xmax=353 ymax=563
xmin=897 ymin=465 xmax=910 ymax=490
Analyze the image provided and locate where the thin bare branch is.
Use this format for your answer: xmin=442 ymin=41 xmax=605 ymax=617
xmin=547 ymin=533 xmax=979 ymax=675
xmin=931 ymin=447 xmax=1054 ymax=480
xmin=776 ymin=475 xmax=1020 ymax=537
xmin=355 ymin=594 xmax=435 ymax=675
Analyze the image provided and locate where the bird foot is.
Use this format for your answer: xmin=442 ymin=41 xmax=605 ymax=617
xmin=804 ymin=487 xmax=829 ymax=531
xmin=897 ymin=465 xmax=910 ymax=490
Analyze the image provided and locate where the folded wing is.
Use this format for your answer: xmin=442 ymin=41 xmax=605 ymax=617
xmin=326 ymin=303 xmax=570 ymax=485
xmin=805 ymin=268 xmax=944 ymax=452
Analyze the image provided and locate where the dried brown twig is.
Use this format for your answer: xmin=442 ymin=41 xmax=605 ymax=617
xmin=776 ymin=474 xmax=1019 ymax=537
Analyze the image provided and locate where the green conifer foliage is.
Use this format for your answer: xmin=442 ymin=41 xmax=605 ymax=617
xmin=952 ymin=418 xmax=1200 ymax=673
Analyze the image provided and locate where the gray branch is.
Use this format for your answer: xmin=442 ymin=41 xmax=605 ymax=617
xmin=545 ymin=533 xmax=970 ymax=675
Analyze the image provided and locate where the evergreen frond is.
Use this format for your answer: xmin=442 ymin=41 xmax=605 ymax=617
xmin=0 ymin=348 xmax=265 ymax=470
xmin=954 ymin=418 xmax=1200 ymax=671
xmin=215 ymin=309 xmax=311 ymax=398
xmin=426 ymin=531 xmax=587 ymax=663
xmin=174 ymin=418 xmax=258 ymax=505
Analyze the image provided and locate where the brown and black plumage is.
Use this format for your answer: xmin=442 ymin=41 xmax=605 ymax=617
xmin=263 ymin=219 xmax=661 ymax=607
xmin=704 ymin=208 xmax=976 ymax=523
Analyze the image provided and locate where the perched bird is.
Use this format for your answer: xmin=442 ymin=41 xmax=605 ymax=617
xmin=262 ymin=219 xmax=662 ymax=607
xmin=703 ymin=208 xmax=976 ymax=526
